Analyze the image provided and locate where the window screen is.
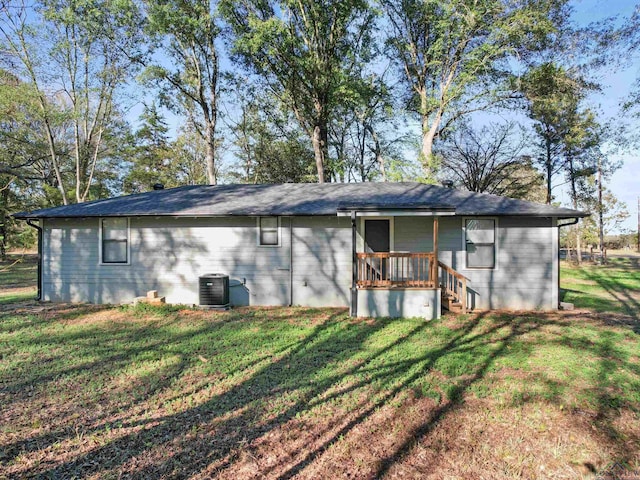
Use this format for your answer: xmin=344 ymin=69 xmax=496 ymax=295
xmin=465 ymin=219 xmax=495 ymax=268
xmin=102 ymin=218 xmax=128 ymax=263
xmin=259 ymin=217 xmax=279 ymax=246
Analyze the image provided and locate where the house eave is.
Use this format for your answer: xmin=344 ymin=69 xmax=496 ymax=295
xmin=336 ymin=209 xmax=456 ymax=217
xmin=13 ymin=210 xmax=591 ymax=220
xmin=336 ymin=204 xmax=456 ymax=217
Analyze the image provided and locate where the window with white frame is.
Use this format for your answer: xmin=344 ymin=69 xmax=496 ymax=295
xmin=258 ymin=217 xmax=279 ymax=246
xmin=465 ymin=218 xmax=496 ymax=269
xmin=101 ymin=218 xmax=129 ymax=264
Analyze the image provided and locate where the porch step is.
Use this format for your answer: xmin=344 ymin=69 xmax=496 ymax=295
xmin=447 ymin=302 xmax=463 ymax=313
xmin=442 ymin=297 xmax=463 ymax=313
xmin=441 ymin=292 xmax=464 ymax=313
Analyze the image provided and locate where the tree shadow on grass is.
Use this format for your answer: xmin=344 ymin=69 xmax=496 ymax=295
xmin=377 ymin=312 xmax=639 ymax=477
xmin=564 ymin=258 xmax=640 ymax=319
xmin=566 ymin=327 xmax=640 ymax=470
xmin=3 ymin=308 xmax=639 ymax=479
xmin=1 ymin=306 xmax=317 ymax=463
xmin=14 ymin=308 xmax=389 ymax=478
xmin=366 ymin=313 xmax=542 ymax=478
xmin=0 ymin=303 xmax=110 ymax=331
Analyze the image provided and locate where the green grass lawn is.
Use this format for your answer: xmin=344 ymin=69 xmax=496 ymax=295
xmin=561 ymin=257 xmax=640 ymax=317
xmin=0 ymin=259 xmax=638 ymax=479
xmin=0 ymin=253 xmax=37 ymax=304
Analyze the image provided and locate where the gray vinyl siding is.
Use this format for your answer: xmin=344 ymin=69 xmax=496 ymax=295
xmin=356 ymin=215 xmax=555 ymax=310
xmin=393 ymin=217 xmax=433 ymax=252
xmin=291 ymin=216 xmax=351 ymax=307
xmin=42 ymin=216 xmax=351 ymax=306
xmin=41 ymin=214 xmax=556 ymax=311
xmin=438 ymin=216 xmax=556 ymax=310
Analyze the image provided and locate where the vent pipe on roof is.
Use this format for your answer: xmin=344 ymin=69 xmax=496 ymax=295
xmin=152 ymin=183 xmax=165 ymax=190
xmin=441 ymin=180 xmax=454 ymax=189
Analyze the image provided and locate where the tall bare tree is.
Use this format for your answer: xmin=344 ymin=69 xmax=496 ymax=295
xmin=437 ymin=123 xmax=545 ymax=200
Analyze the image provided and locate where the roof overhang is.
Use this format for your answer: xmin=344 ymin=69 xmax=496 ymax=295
xmin=337 ymin=210 xmax=456 ymax=217
xmin=336 ymin=203 xmax=456 ymax=217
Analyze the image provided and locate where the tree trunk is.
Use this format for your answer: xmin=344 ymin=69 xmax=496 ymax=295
xmin=571 ymin=181 xmax=582 ymax=265
xmin=575 ymin=224 xmax=582 ymax=264
xmin=0 ymin=188 xmax=7 ymax=261
xmin=597 ymin=157 xmax=604 ymax=264
xmin=565 ymin=152 xmax=581 ymax=264
xmin=312 ymin=123 xmax=326 ymax=183
xmin=43 ymin=118 xmax=68 ymax=205
xmin=421 ymin=125 xmax=439 ymax=181
xmin=206 ymin=33 xmax=219 ymax=186
xmin=366 ymin=124 xmax=386 ymax=181
xmin=420 ymin=91 xmax=441 ymax=181
xmin=545 ymin=137 xmax=553 ymax=204
xmin=358 ymin=124 xmax=366 ymax=181
xmin=205 ymin=119 xmax=217 ymax=185
xmin=75 ymin=122 xmax=83 ymax=204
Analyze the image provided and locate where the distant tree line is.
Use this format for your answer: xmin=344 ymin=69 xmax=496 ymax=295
xmin=0 ymin=0 xmax=636 ymax=256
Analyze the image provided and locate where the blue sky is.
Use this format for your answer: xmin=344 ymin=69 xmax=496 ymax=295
xmin=468 ymin=0 xmax=639 ymax=234
xmin=568 ymin=0 xmax=639 ymax=234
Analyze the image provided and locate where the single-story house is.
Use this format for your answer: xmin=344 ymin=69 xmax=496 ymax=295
xmin=14 ymin=182 xmax=587 ymax=319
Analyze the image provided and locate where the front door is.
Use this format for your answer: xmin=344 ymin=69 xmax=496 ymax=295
xmin=365 ymin=219 xmax=390 ymax=283
xmin=364 ymin=219 xmax=390 ymax=253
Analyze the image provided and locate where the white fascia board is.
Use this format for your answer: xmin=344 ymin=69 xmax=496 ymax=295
xmin=337 ymin=210 xmax=456 ymax=217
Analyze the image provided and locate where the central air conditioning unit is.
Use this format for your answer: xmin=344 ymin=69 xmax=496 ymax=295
xmin=198 ymin=273 xmax=230 ymax=309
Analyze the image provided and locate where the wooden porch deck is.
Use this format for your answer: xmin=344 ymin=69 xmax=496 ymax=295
xmin=356 ymin=252 xmax=468 ymax=313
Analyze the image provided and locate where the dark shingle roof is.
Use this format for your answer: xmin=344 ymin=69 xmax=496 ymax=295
xmin=12 ymin=182 xmax=588 ymax=219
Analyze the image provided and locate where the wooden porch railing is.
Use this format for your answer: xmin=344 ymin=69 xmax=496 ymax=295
xmin=438 ymin=261 xmax=468 ymax=313
xmin=356 ymin=252 xmax=436 ymax=288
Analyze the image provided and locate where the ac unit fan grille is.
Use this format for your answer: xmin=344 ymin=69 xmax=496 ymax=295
xmin=199 ymin=274 xmax=229 ymax=308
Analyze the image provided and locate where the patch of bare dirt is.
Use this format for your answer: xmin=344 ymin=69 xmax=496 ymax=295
xmin=0 ymin=286 xmax=36 ymax=296
xmin=182 ymin=392 xmax=639 ymax=480
xmin=557 ymin=310 xmax=640 ymax=333
xmin=0 ymin=301 xmax=107 ymax=316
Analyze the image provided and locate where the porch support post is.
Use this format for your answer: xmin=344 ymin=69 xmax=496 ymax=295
xmin=350 ymin=210 xmax=358 ymax=317
xmin=432 ymin=216 xmax=439 ymax=287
